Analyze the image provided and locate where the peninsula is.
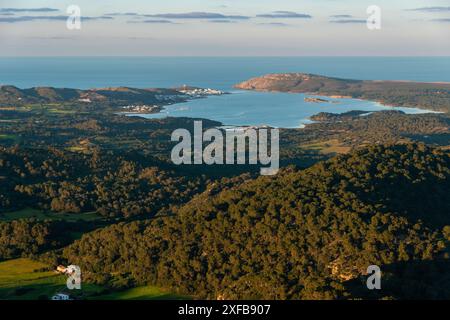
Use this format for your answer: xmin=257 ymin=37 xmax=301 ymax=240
xmin=235 ymin=73 xmax=450 ymax=113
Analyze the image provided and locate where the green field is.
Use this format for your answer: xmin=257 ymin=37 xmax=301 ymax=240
xmin=0 ymin=258 xmax=107 ymax=300
xmin=0 ymin=134 xmax=19 ymax=142
xmin=0 ymin=258 xmax=185 ymax=300
xmin=22 ymin=104 xmax=81 ymax=115
xmin=300 ymin=139 xmax=351 ymax=155
xmin=0 ymin=208 xmax=101 ymax=222
xmin=0 ymin=258 xmax=66 ymax=300
xmin=95 ymin=285 xmax=186 ymax=300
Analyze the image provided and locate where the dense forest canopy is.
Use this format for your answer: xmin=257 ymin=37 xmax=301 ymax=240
xmin=0 ymin=146 xmax=211 ymax=218
xmin=61 ymin=144 xmax=450 ymax=299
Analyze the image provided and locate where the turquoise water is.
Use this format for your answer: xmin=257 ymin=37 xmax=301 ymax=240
xmin=133 ymin=92 xmax=432 ymax=128
xmin=0 ymin=57 xmax=448 ymax=127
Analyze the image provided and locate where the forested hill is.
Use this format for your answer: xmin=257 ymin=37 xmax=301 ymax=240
xmin=0 ymin=146 xmax=211 ymax=218
xmin=61 ymin=144 xmax=450 ymax=300
xmin=0 ymin=85 xmax=186 ymax=107
xmin=235 ymin=73 xmax=450 ymax=112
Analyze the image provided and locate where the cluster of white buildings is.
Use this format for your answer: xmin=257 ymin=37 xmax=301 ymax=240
xmin=121 ymin=104 xmax=159 ymax=113
xmin=119 ymin=87 xmax=225 ymax=113
xmin=179 ymin=87 xmax=225 ymax=97
xmin=52 ymin=293 xmax=71 ymax=300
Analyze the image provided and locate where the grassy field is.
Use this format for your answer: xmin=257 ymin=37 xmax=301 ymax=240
xmin=0 ymin=258 xmax=66 ymax=300
xmin=0 ymin=258 xmax=185 ymax=300
xmin=95 ymin=286 xmax=187 ymax=300
xmin=300 ymin=139 xmax=351 ymax=155
xmin=0 ymin=258 xmax=107 ymax=300
xmin=0 ymin=208 xmax=101 ymax=222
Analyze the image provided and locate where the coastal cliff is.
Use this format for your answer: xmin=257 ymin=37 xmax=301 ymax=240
xmin=235 ymin=73 xmax=358 ymax=93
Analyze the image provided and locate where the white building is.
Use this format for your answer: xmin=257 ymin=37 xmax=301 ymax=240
xmin=51 ymin=293 xmax=71 ymax=300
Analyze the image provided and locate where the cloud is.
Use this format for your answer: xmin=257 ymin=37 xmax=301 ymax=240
xmin=330 ymin=19 xmax=366 ymax=24
xmin=330 ymin=15 xmax=353 ymax=18
xmin=407 ymin=7 xmax=450 ymax=12
xmin=0 ymin=15 xmax=113 ymax=23
xmin=127 ymin=19 xmax=176 ymax=24
xmin=431 ymin=18 xmax=450 ymax=22
xmin=208 ymin=19 xmax=237 ymax=23
xmin=0 ymin=7 xmax=59 ymax=13
xmin=105 ymin=12 xmax=139 ymax=16
xmin=256 ymin=11 xmax=311 ymax=19
xmin=142 ymin=12 xmax=250 ymax=20
xmin=82 ymin=16 xmax=114 ymax=21
xmin=0 ymin=15 xmax=66 ymax=22
xmin=258 ymin=22 xmax=289 ymax=26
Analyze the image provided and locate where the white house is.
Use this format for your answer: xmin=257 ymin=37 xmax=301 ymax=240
xmin=51 ymin=293 xmax=71 ymax=301
xmin=56 ymin=265 xmax=67 ymax=273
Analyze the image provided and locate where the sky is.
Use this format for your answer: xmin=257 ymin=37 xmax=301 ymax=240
xmin=0 ymin=0 xmax=449 ymax=56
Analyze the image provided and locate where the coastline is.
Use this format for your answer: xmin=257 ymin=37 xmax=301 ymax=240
xmin=234 ymin=73 xmax=450 ymax=114
xmin=236 ymin=87 xmax=444 ymax=114
xmin=122 ymin=89 xmax=440 ymax=129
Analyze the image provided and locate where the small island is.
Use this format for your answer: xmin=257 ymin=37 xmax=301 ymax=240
xmin=304 ymin=97 xmax=340 ymax=104
xmin=304 ymin=97 xmax=330 ymax=103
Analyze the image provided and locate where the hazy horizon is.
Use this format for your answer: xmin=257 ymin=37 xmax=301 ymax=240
xmin=0 ymin=0 xmax=449 ymax=56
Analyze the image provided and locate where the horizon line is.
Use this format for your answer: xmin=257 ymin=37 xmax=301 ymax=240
xmin=1 ymin=55 xmax=450 ymax=58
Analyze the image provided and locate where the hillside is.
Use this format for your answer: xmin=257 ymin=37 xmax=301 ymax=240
xmin=61 ymin=144 xmax=450 ymax=300
xmin=0 ymin=85 xmax=188 ymax=108
xmin=235 ymin=73 xmax=450 ymax=112
xmin=0 ymin=146 xmax=211 ymax=218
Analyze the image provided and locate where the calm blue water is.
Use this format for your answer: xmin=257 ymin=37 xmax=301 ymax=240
xmin=0 ymin=57 xmax=448 ymax=127
xmin=132 ymin=92 xmax=432 ymax=128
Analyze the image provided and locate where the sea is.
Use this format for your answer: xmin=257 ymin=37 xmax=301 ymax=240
xmin=1 ymin=57 xmax=449 ymax=128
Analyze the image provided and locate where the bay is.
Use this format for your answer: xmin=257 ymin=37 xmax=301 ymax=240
xmin=1 ymin=56 xmax=447 ymax=127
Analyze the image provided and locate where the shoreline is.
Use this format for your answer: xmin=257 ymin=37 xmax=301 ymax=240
xmin=234 ymin=72 xmax=450 ymax=114
xmin=236 ymin=87 xmax=444 ymax=114
xmin=122 ymin=90 xmax=440 ymax=129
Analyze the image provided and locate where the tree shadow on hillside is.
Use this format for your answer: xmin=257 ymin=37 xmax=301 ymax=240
xmin=405 ymin=133 xmax=450 ymax=146
xmin=343 ymin=259 xmax=450 ymax=300
xmin=0 ymin=282 xmax=65 ymax=300
xmin=349 ymin=173 xmax=450 ymax=228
